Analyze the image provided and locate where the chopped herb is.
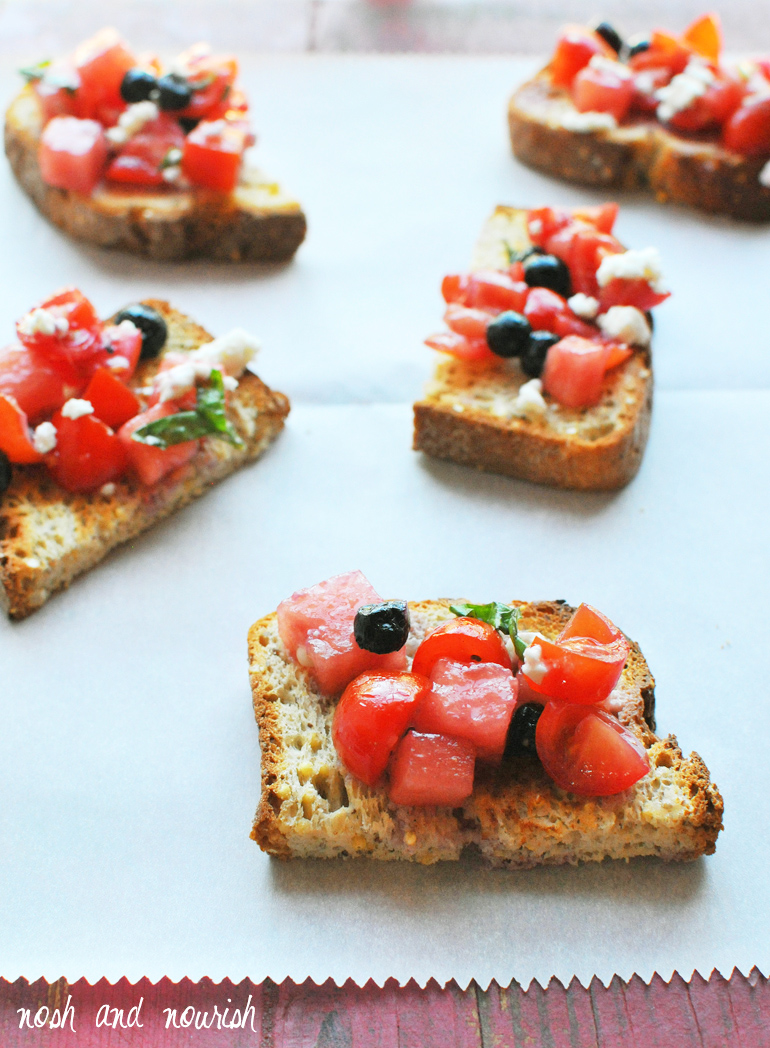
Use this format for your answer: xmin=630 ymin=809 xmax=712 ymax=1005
xmin=19 ymin=59 xmax=50 ymax=83
xmin=131 ymin=369 xmax=242 ymax=449
xmin=450 ymin=601 xmax=527 ymax=658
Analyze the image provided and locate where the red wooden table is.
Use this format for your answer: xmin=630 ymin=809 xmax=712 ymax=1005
xmin=1 ymin=971 xmax=767 ymax=1046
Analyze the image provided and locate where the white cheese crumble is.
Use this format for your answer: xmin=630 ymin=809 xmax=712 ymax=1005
xmin=760 ymin=160 xmax=770 ymax=187
xmin=655 ymin=59 xmax=715 ymax=123
xmin=161 ymin=166 xmax=181 ymax=184
xmin=32 ymin=421 xmax=57 ymax=454
xmin=106 ymin=355 xmax=130 ymax=371
xmin=105 ymin=100 xmax=160 ymax=146
xmin=597 ymin=306 xmax=651 ymax=348
xmin=522 ymin=643 xmax=548 ymax=685
xmin=154 ymin=328 xmax=261 ymax=403
xmin=596 ymin=247 xmax=666 ymax=293
xmin=512 ymin=378 xmax=547 ymax=418
xmin=588 ymin=54 xmax=633 ymax=80
xmin=568 ymin=293 xmax=600 ymax=319
xmin=529 ymin=217 xmax=543 ymax=235
xmin=18 ymin=308 xmax=69 ymax=338
xmin=100 ymin=482 xmax=116 ymax=497
xmin=560 ymin=109 xmax=617 ymax=133
xmin=295 ymin=644 xmax=313 ymax=668
xmin=61 ymin=398 xmax=94 ymax=420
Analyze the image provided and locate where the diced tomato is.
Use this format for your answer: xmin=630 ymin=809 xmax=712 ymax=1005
xmin=723 ymin=95 xmax=770 ymax=156
xmin=33 ymin=61 xmax=79 ymax=121
xmin=118 ymin=402 xmax=198 ymax=486
xmin=424 ymin=332 xmax=496 ymax=363
xmin=681 ymin=12 xmax=722 ymax=63
xmin=0 ymin=343 xmax=84 ymax=424
xmin=105 ymin=113 xmax=186 ymax=187
xmin=548 ymin=225 xmax=623 ymax=297
xmin=666 ymin=74 xmax=745 ymax=132
xmin=388 ymin=731 xmax=476 ymax=807
xmin=631 ymin=67 xmax=673 ymax=114
xmin=523 ymin=287 xmax=569 ymax=332
xmin=98 ymin=321 xmax=143 ymax=381
xmin=508 ymin=260 xmax=525 ymax=281
xmin=332 ymin=671 xmax=431 ymax=787
xmin=411 ymin=617 xmax=511 ymax=679
xmin=16 ymin=288 xmax=103 ymax=371
xmin=550 ymin=26 xmax=613 ymax=88
xmin=522 ymin=603 xmax=631 ymax=705
xmin=0 ymin=394 xmax=42 ymax=464
xmin=552 ymin=312 xmax=597 ymax=339
xmin=441 ymin=274 xmax=469 ymax=304
xmin=172 ymin=51 xmax=238 ymax=122
xmin=145 ymin=352 xmax=197 ymax=410
xmin=571 ymin=203 xmax=618 ymax=235
xmin=276 ymin=570 xmax=408 ymax=695
xmin=443 ymin=303 xmax=493 ymax=339
xmin=571 ymin=59 xmax=634 ymax=122
xmin=45 ymin=409 xmax=127 ymax=492
xmin=72 ymin=28 xmax=135 ymax=124
xmin=603 ymin=342 xmax=634 ymax=370
xmin=413 ymin=659 xmax=518 ymax=763
xmin=203 ymin=86 xmax=250 ymax=123
xmin=83 ymin=368 xmax=140 ymax=430
xmin=536 ymin=702 xmax=650 ymax=796
xmin=39 ymin=116 xmax=108 ymax=194
xmin=465 ymin=271 xmax=529 ymax=312
xmin=629 ymin=30 xmax=691 ymax=76
xmin=527 ymin=206 xmax=571 ymax=246
xmin=541 ymin=335 xmax=610 ymax=408
xmin=598 ymin=277 xmax=669 ymax=312
xmin=181 ymin=119 xmax=246 ymax=192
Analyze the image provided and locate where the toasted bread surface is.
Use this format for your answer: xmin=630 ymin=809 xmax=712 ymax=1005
xmin=413 ymin=206 xmax=653 ymax=490
xmin=249 ymin=600 xmax=723 ymax=867
xmin=5 ymin=87 xmax=307 ymax=261
xmin=509 ymin=72 xmax=770 ymax=222
xmin=0 ymin=300 xmax=289 ymax=619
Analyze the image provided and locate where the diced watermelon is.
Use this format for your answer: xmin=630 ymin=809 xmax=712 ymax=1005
xmin=388 ymin=731 xmax=476 ymax=807
xmin=276 ymin=570 xmax=407 ymax=694
xmin=413 ymin=658 xmax=518 ymax=763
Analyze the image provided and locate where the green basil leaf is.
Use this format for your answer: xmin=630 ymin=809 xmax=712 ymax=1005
xmin=131 ymin=410 xmax=213 ymax=448
xmin=19 ymin=60 xmax=51 ymax=83
xmin=196 ymin=369 xmax=242 ymax=446
xmin=508 ymin=607 xmax=528 ymax=659
xmin=450 ymin=601 xmax=528 ymax=658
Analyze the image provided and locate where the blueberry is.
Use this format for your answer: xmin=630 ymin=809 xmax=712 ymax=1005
xmin=523 ymin=254 xmax=571 ymax=298
xmin=114 ymin=304 xmax=168 ymax=360
xmin=521 ymin=331 xmax=560 ymax=378
xmin=0 ymin=451 xmax=11 ymax=496
xmin=627 ymin=38 xmax=651 ymax=59
xmin=486 ymin=311 xmax=532 ymax=359
xmin=594 ymin=21 xmax=624 ymax=53
xmin=156 ymin=73 xmax=193 ymax=112
xmin=354 ymin=601 xmax=410 ymax=655
xmin=120 ymin=69 xmax=158 ymax=104
xmin=504 ymin=703 xmax=543 ymax=761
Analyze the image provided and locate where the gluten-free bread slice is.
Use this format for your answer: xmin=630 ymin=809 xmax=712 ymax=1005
xmin=5 ymin=86 xmax=307 ymax=262
xmin=0 ymin=300 xmax=289 ymax=619
xmin=413 ymin=207 xmax=653 ymax=490
xmin=249 ymin=599 xmax=723 ymax=867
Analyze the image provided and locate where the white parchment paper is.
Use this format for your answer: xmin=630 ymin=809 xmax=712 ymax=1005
xmin=0 ymin=54 xmax=769 ymax=988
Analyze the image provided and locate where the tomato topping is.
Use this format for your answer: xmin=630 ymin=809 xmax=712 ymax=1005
xmin=631 ymin=67 xmax=673 ymax=113
xmin=550 ymin=27 xmax=613 ymax=88
xmin=98 ymin=321 xmax=142 ymax=381
xmin=603 ymin=343 xmax=634 ymax=371
xmin=666 ymin=73 xmax=745 ymax=132
xmin=681 ymin=12 xmax=722 ymax=63
xmin=424 ymin=332 xmax=495 ymax=363
xmin=535 ymin=702 xmax=650 ymax=796
xmin=105 ymin=114 xmax=186 ymax=186
xmin=629 ymin=30 xmax=691 ymax=76
xmin=411 ymin=617 xmax=511 ymax=679
xmin=16 ymin=288 xmax=103 ymax=375
xmin=83 ymin=368 xmax=140 ymax=430
xmin=39 ymin=116 xmax=108 ymax=194
xmin=0 ymin=394 xmax=42 ymax=464
xmin=571 ymin=203 xmax=618 ymax=235
xmin=723 ymin=95 xmax=770 ymax=156
xmin=443 ymin=303 xmax=493 ymax=339
xmin=332 ymin=671 xmax=431 ymax=787
xmin=571 ymin=59 xmax=634 ymax=122
xmin=541 ymin=335 xmax=610 ymax=409
xmin=118 ymin=402 xmax=198 ymax=486
xmin=523 ymin=287 xmax=569 ymax=332
xmin=465 ymin=271 xmax=529 ymax=313
xmin=522 ymin=603 xmax=631 ymax=705
xmin=72 ymin=28 xmax=135 ymax=124
xmin=172 ymin=50 xmax=238 ymax=122
xmin=441 ymin=274 xmax=469 ymax=304
xmin=598 ymin=277 xmax=669 ymax=312
xmin=45 ymin=409 xmax=127 ymax=492
xmin=181 ymin=119 xmax=247 ymax=192
xmin=527 ymin=206 xmax=571 ymax=246
xmin=0 ymin=343 xmax=83 ymax=423
xmin=413 ymin=659 xmax=518 ymax=763
xmin=33 ymin=61 xmax=78 ymax=121
xmin=388 ymin=731 xmax=476 ymax=807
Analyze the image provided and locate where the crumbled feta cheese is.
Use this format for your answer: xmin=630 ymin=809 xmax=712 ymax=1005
xmin=24 ymin=556 xmax=41 ymax=569
xmin=222 ymin=374 xmax=239 ymax=392
xmin=32 ymin=421 xmax=57 ymax=454
xmin=655 ymin=59 xmax=715 ymax=123
xmin=597 ymin=306 xmax=651 ymax=347
xmin=295 ymin=644 xmax=312 ymax=668
xmin=512 ymin=378 xmax=547 ymax=418
xmin=106 ymin=355 xmax=130 ymax=371
xmin=162 ymin=165 xmax=181 ymax=184
xmin=522 ymin=643 xmax=548 ymax=684
xmin=596 ymin=247 xmax=666 ymax=293
xmin=105 ymin=100 xmax=160 ymax=146
xmin=100 ymin=482 xmax=116 ymax=497
xmin=517 ymin=630 xmax=537 ymax=645
xmin=529 ymin=218 xmax=543 ymax=235
xmin=154 ymin=329 xmax=261 ymax=403
xmin=18 ymin=308 xmax=69 ymax=337
xmin=560 ymin=109 xmax=617 ymax=133
xmin=568 ymin=293 xmax=600 ymax=319
xmin=760 ymin=160 xmax=770 ymax=187
xmin=61 ymin=398 xmax=94 ymax=420
xmin=588 ymin=54 xmax=633 ymax=80
xmin=155 ymin=362 xmax=198 ymax=404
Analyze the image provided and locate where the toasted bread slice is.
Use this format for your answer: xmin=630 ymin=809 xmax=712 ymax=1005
xmin=0 ymin=300 xmax=289 ymax=619
xmin=249 ymin=599 xmax=723 ymax=867
xmin=4 ymin=86 xmax=307 ymax=262
xmin=509 ymin=71 xmax=770 ymax=222
xmin=413 ymin=206 xmax=653 ymax=490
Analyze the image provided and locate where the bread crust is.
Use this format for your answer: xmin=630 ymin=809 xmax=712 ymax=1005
xmin=509 ymin=72 xmax=770 ymax=222
xmin=248 ymin=599 xmax=724 ymax=867
xmin=5 ymin=86 xmax=307 ymax=262
xmin=413 ymin=205 xmax=653 ymax=490
xmin=0 ymin=300 xmax=289 ymax=619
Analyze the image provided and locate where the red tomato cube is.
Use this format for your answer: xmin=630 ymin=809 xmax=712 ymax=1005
xmin=723 ymin=95 xmax=770 ymax=156
xmin=0 ymin=343 xmax=84 ymax=424
xmin=0 ymin=393 xmax=43 ymax=464
xmin=541 ymin=335 xmax=610 ymax=408
xmin=39 ymin=116 xmax=108 ymax=194
xmin=550 ymin=26 xmax=613 ymax=88
xmin=118 ymin=402 xmax=198 ymax=486
xmin=98 ymin=321 xmax=143 ymax=381
xmin=388 ymin=732 xmax=476 ymax=807
xmin=73 ymin=28 xmax=135 ymax=123
xmin=46 ymin=410 xmax=127 ymax=492
xmin=182 ymin=120 xmax=247 ymax=192
xmin=571 ymin=59 xmax=634 ymax=122
xmin=83 ymin=368 xmax=140 ymax=430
